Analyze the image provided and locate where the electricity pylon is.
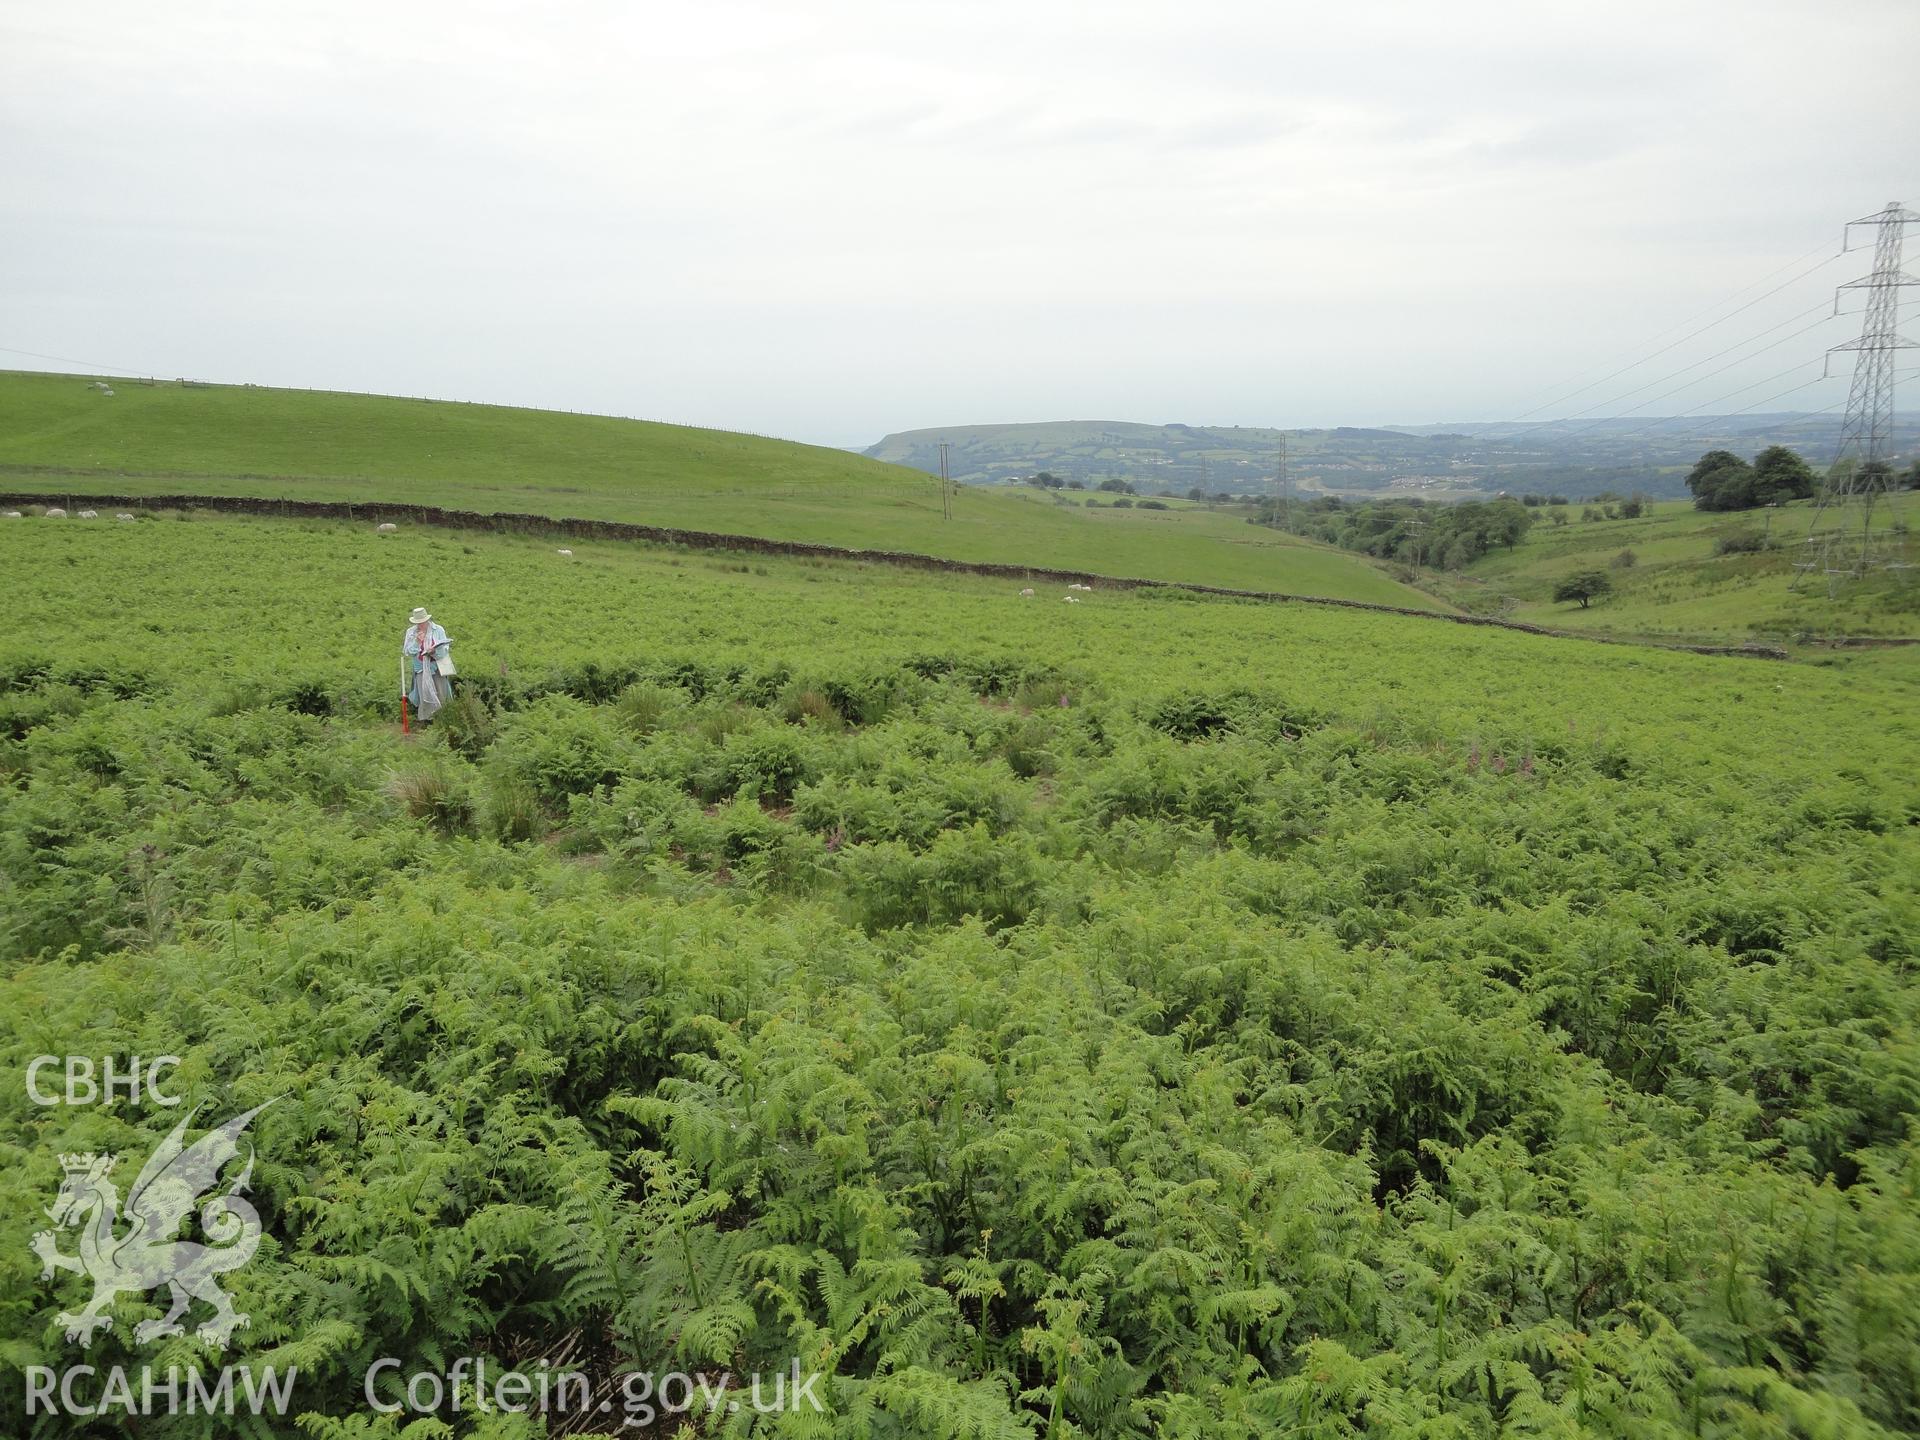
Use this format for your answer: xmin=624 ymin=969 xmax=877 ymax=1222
xmin=1792 ymin=201 xmax=1920 ymax=593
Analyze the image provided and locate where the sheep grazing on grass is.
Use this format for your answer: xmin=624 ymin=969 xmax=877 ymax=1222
xmin=77 ymin=510 xmax=99 ymax=519
xmin=44 ymin=507 xmax=67 ymax=518
xmin=116 ymin=513 xmax=135 ymax=522
xmin=3 ymin=511 xmax=20 ymax=519
xmin=556 ymin=548 xmax=574 ymax=557
xmin=1067 ymin=582 xmax=1093 ymax=592
xmin=1019 ymin=587 xmax=1035 ymax=597
xmin=1064 ymin=595 xmax=1081 ymax=604
xmin=376 ymin=522 xmax=398 ymax=533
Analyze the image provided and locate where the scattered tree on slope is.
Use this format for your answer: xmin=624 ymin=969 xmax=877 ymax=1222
xmin=1553 ymin=569 xmax=1614 ymax=608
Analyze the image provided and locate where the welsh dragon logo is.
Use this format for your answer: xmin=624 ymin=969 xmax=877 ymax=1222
xmin=31 ymin=1104 xmax=271 ymax=1348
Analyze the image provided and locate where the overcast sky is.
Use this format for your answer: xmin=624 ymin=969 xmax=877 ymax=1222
xmin=3 ymin=0 xmax=1916 ymax=447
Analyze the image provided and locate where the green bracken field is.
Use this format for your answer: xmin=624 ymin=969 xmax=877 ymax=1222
xmin=3 ymin=509 xmax=1918 ymax=1437
xmin=0 ymin=372 xmax=1435 ymax=609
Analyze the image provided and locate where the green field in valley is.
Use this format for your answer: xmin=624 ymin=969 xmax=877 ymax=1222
xmin=3 ymin=510 xmax=1918 ymax=1436
xmin=1443 ymin=498 xmax=1920 ymax=641
xmin=0 ymin=371 xmax=1435 ymax=608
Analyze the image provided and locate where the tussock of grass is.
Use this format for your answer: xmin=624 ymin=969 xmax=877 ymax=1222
xmin=385 ymin=758 xmax=473 ymax=834
xmin=613 ymin=681 xmax=683 ymax=735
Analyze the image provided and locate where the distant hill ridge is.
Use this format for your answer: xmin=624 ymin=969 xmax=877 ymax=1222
xmin=867 ymin=415 xmax=1917 ymax=499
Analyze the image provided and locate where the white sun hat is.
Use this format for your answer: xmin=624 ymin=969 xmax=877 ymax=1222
xmin=408 ymin=607 xmax=432 ymax=624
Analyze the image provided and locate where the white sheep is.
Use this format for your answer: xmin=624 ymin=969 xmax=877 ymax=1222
xmin=1019 ymin=587 xmax=1035 ymax=597
xmin=376 ymin=522 xmax=398 ymax=533
xmin=1064 ymin=595 xmax=1081 ymax=604
xmin=44 ymin=507 xmax=67 ymax=518
xmin=1067 ymin=582 xmax=1093 ymax=592
xmin=116 ymin=512 xmax=135 ymax=522
xmin=77 ymin=510 xmax=99 ymax=519
xmin=556 ymin=548 xmax=574 ymax=556
xmin=2 ymin=511 xmax=20 ymax=519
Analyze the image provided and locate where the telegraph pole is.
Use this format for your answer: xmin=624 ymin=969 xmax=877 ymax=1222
xmin=1792 ymin=201 xmax=1920 ymax=591
xmin=939 ymin=440 xmax=952 ymax=521
xmin=1278 ymin=434 xmax=1292 ymax=529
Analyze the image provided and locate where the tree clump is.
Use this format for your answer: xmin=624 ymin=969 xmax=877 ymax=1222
xmin=1688 ymin=445 xmax=1817 ymax=511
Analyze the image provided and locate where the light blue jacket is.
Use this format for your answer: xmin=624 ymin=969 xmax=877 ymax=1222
xmin=401 ymin=622 xmax=453 ymax=714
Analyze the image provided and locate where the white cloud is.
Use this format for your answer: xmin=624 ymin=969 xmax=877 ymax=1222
xmin=2 ymin=0 xmax=1914 ymax=444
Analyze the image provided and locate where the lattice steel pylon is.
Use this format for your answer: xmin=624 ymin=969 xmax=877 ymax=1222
xmin=1791 ymin=202 xmax=1920 ymax=593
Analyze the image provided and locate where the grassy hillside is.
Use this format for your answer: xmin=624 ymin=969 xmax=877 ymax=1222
xmin=0 ymin=371 xmax=1437 ymax=608
xmin=1439 ymin=497 xmax=1920 ymax=640
xmin=2 ymin=512 xmax=1917 ymax=1433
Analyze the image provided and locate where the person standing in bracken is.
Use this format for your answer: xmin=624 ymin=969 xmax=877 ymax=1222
xmin=401 ymin=605 xmax=455 ymax=725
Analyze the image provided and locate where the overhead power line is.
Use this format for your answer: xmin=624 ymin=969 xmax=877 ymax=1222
xmin=0 ymin=344 xmax=160 ymax=376
xmin=1545 ymin=309 xmax=1848 ymax=439
xmin=1507 ymin=240 xmax=1842 ymax=421
xmin=1545 ymin=303 xmax=1842 ymax=428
